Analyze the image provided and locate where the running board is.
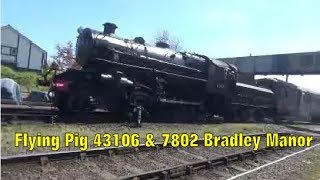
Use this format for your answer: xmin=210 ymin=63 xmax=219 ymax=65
xmin=159 ymin=98 xmax=202 ymax=106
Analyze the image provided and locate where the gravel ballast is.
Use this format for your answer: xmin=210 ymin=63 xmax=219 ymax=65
xmin=233 ymin=145 xmax=320 ymax=180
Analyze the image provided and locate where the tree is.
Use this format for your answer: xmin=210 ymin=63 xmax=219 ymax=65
xmin=37 ymin=41 xmax=81 ymax=86
xmin=154 ymin=30 xmax=183 ymax=51
xmin=51 ymin=41 xmax=80 ymax=70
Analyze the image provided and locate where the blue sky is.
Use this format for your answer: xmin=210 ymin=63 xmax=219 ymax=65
xmin=2 ymin=0 xmax=320 ymax=91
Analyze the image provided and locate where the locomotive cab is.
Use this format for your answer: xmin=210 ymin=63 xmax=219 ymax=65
xmin=206 ymin=59 xmax=237 ymax=96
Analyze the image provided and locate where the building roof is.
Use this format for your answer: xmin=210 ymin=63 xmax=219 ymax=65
xmin=1 ymin=24 xmax=47 ymax=53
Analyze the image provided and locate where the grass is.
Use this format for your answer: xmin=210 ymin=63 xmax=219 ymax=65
xmin=1 ymin=65 xmax=49 ymax=92
xmin=294 ymin=147 xmax=320 ymax=180
xmin=1 ymin=122 xmax=279 ymax=156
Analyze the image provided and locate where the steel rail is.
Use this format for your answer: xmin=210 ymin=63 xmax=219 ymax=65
xmin=1 ymin=104 xmax=114 ymax=121
xmin=283 ymin=125 xmax=320 ymax=134
xmin=1 ymin=99 xmax=52 ymax=107
xmin=1 ymin=105 xmax=57 ymax=117
xmin=120 ymin=147 xmax=272 ymax=180
xmin=1 ymin=113 xmax=56 ymax=117
xmin=120 ymin=136 xmax=320 ymax=180
xmin=120 ymin=140 xmax=319 ymax=180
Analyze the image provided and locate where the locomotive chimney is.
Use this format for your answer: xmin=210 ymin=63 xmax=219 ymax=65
xmin=103 ymin=22 xmax=117 ymax=34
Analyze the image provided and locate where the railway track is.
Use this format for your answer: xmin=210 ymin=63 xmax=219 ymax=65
xmin=1 ymin=104 xmax=56 ymax=122
xmin=1 ymin=103 xmax=56 ymax=121
xmin=188 ymin=142 xmax=320 ymax=180
xmin=1 ymin=104 xmax=117 ymax=123
xmin=120 ymin=146 xmax=311 ymax=180
xmin=118 ymin=133 xmax=320 ymax=180
xmin=1 ymin=99 xmax=52 ymax=107
xmin=5 ymin=132 xmax=315 ymax=180
xmin=282 ymin=125 xmax=320 ymax=134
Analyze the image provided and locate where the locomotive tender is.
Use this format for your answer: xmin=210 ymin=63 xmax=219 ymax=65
xmin=49 ymin=22 xmax=275 ymax=125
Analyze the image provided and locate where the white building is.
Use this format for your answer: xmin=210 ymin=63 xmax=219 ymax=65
xmin=1 ymin=25 xmax=47 ymax=71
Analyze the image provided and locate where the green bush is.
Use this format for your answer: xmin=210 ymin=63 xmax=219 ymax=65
xmin=1 ymin=65 xmax=49 ymax=92
xmin=1 ymin=65 xmax=16 ymax=78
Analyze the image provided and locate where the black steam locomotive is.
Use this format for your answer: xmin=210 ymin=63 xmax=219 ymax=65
xmin=49 ymin=23 xmax=274 ymax=125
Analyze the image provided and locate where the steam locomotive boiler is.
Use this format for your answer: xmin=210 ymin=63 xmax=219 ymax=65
xmin=49 ymin=22 xmax=238 ymax=125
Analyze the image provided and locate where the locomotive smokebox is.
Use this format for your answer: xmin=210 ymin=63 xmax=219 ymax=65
xmin=103 ymin=22 xmax=117 ymax=34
